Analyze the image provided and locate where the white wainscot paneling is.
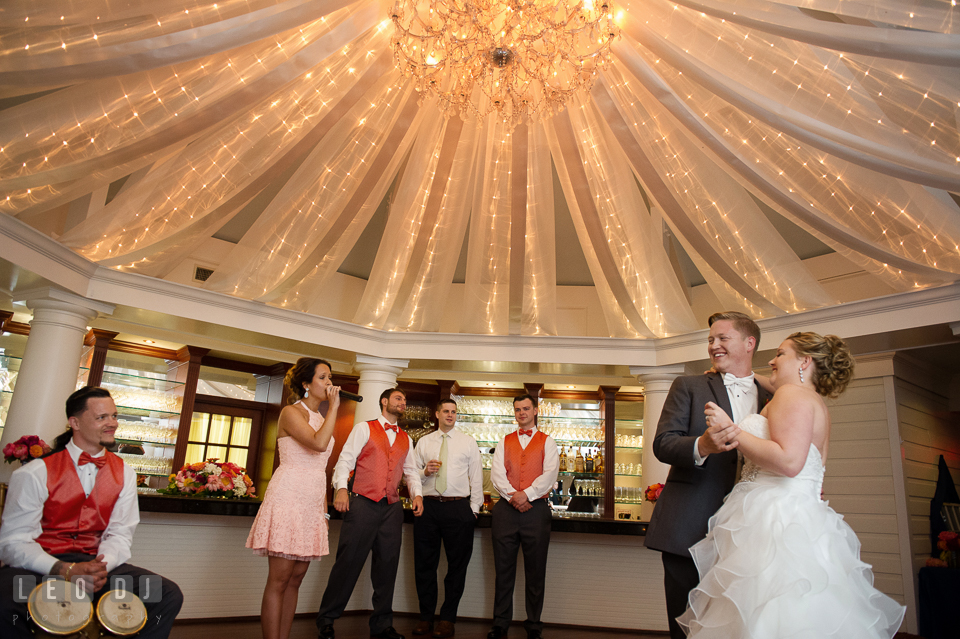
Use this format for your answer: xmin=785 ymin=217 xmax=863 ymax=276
xmin=132 ymin=514 xmax=668 ymax=631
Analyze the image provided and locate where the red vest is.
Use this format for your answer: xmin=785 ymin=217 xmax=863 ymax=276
xmin=504 ymin=430 xmax=549 ymax=500
xmin=352 ymin=420 xmax=409 ymax=504
xmin=37 ymin=449 xmax=125 ymax=556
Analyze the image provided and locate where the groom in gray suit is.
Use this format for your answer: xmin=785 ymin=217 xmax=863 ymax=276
xmin=644 ymin=311 xmax=772 ymax=639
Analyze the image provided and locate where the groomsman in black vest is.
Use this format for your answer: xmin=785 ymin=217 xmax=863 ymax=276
xmin=316 ymin=388 xmax=423 ymax=639
xmin=411 ymin=399 xmax=483 ymax=639
xmin=644 ymin=312 xmax=772 ymax=639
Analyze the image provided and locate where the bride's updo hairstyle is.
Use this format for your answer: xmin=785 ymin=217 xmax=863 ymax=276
xmin=285 ymin=357 xmax=332 ymax=405
xmin=787 ymin=332 xmax=854 ymax=399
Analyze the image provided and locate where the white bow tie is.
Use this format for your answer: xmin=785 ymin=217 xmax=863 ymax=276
xmin=723 ymin=373 xmax=755 ymax=392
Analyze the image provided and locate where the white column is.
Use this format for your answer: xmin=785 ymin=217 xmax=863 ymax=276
xmin=353 ymin=355 xmax=409 ymax=423
xmin=1 ymin=288 xmax=114 ymax=482
xmin=630 ymin=365 xmax=685 ymax=521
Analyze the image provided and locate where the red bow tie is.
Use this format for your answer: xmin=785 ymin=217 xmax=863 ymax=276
xmin=78 ymin=452 xmax=106 ymax=469
xmin=384 ymin=423 xmax=399 ymax=433
xmin=518 ymin=429 xmax=535 ymax=437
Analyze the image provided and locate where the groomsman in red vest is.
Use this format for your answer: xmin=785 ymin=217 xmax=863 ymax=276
xmin=0 ymin=386 xmax=183 ymax=638
xmin=317 ymin=387 xmax=424 ymax=639
xmin=487 ymin=394 xmax=559 ymax=639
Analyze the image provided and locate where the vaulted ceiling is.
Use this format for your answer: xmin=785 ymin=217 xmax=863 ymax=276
xmin=2 ymin=0 xmax=958 ymax=339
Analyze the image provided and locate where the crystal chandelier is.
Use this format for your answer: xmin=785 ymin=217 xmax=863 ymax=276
xmin=391 ymin=0 xmax=619 ymax=126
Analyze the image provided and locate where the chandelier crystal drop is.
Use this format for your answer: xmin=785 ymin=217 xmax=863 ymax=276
xmin=391 ymin=0 xmax=619 ymax=126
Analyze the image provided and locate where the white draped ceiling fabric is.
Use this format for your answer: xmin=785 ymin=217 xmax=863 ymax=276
xmin=1 ymin=0 xmax=958 ymax=338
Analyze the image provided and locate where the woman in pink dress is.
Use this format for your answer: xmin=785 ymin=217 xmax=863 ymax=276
xmin=246 ymin=358 xmax=340 ymax=639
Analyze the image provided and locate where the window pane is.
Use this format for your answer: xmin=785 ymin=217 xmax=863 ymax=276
xmin=207 ymin=445 xmax=227 ymax=462
xmin=227 ymin=447 xmax=248 ymax=469
xmin=188 ymin=413 xmax=209 ymax=442
xmin=208 ymin=415 xmax=231 ymax=445
xmin=230 ymin=417 xmax=252 ymax=446
xmin=185 ymin=444 xmax=205 ymax=465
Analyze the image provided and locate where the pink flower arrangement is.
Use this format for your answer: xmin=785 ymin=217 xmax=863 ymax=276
xmin=3 ymin=435 xmax=52 ymax=464
xmin=935 ymin=530 xmax=960 ymax=568
xmin=937 ymin=530 xmax=960 ymax=552
xmin=645 ymin=482 xmax=665 ymax=502
xmin=159 ymin=458 xmax=256 ymax=499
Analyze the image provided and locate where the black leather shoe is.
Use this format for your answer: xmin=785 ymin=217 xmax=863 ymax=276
xmin=487 ymin=627 xmax=507 ymax=639
xmin=319 ymin=626 xmax=335 ymax=639
xmin=526 ymin=631 xmax=543 ymax=639
xmin=371 ymin=627 xmax=405 ymax=639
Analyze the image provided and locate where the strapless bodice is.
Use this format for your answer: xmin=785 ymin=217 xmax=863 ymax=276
xmin=738 ymin=414 xmax=824 ymax=497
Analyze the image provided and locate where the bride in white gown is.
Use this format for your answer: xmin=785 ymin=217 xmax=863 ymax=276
xmin=677 ymin=332 xmax=906 ymax=639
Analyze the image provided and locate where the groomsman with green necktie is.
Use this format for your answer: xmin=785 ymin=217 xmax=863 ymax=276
xmin=411 ymin=399 xmax=483 ymax=639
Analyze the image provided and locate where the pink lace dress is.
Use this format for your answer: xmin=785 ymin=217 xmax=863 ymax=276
xmin=246 ymin=402 xmax=333 ymax=560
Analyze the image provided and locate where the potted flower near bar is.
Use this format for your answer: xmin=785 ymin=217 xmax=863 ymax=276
xmin=159 ymin=458 xmax=256 ymax=499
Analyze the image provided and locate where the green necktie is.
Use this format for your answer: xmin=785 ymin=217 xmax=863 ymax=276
xmin=436 ymin=434 xmax=449 ymax=494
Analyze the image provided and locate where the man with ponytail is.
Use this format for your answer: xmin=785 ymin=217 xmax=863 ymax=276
xmin=0 ymin=386 xmax=183 ymax=638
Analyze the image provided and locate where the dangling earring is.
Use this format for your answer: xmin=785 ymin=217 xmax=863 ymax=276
xmin=304 ymin=388 xmax=309 ymax=398
xmin=798 ymin=367 xmax=805 ymax=384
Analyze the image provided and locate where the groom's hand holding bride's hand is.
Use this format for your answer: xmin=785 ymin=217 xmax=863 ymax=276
xmin=699 ymin=402 xmax=740 ymax=457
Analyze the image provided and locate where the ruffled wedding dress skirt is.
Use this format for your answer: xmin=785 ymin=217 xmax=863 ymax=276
xmin=677 ymin=415 xmax=905 ymax=639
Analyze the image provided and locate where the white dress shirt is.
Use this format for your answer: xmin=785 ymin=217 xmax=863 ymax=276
xmin=332 ymin=416 xmax=423 ymax=498
xmin=0 ymin=440 xmax=139 ymax=574
xmin=414 ymin=428 xmax=483 ymax=513
xmin=694 ymin=373 xmax=759 ymax=465
xmin=490 ymin=427 xmax=560 ymax=501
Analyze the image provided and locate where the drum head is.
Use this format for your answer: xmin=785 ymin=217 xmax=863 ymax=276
xmin=96 ymin=589 xmax=147 ymax=636
xmin=27 ymin=580 xmax=93 ymax=635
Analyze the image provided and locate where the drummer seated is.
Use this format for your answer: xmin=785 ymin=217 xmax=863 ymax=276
xmin=0 ymin=386 xmax=183 ymax=639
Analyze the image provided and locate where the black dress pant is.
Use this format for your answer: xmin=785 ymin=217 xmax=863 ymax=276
xmin=490 ymin=498 xmax=551 ymax=634
xmin=0 ymin=553 xmax=183 ymax=639
xmin=661 ymin=550 xmax=700 ymax=639
xmin=413 ymin=498 xmax=476 ymax=623
xmin=316 ymin=495 xmax=404 ymax=634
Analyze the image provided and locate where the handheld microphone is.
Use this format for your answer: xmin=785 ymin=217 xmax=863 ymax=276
xmin=339 ymin=389 xmax=363 ymax=403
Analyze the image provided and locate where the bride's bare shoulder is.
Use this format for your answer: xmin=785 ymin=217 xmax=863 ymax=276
xmin=767 ymin=384 xmax=819 ymax=418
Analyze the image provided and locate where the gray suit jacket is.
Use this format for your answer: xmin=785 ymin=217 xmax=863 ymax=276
xmin=643 ymin=373 xmax=772 ymax=556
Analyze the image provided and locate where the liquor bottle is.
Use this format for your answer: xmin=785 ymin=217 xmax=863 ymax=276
xmin=585 ymin=449 xmax=594 ymax=473
xmin=566 ymin=446 xmax=576 ymax=472
xmin=594 ymin=450 xmax=603 ymax=473
xmin=558 ymin=445 xmax=567 ymax=472
xmin=574 ymin=447 xmax=585 ymax=473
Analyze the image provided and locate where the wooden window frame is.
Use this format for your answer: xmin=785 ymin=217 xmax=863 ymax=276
xmin=173 ymin=394 xmax=268 ymax=488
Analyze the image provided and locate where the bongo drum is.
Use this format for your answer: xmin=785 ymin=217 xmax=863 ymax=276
xmin=96 ymin=589 xmax=147 ymax=636
xmin=27 ymin=580 xmax=96 ymax=638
